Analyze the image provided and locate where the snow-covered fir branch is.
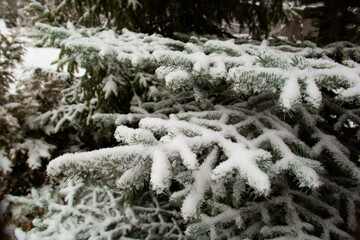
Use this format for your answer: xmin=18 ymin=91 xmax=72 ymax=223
xmin=3 ymin=22 xmax=360 ymax=239
xmin=48 ymin=105 xmax=325 ymax=195
xmin=8 ymin=180 xmax=186 ymax=240
xmin=44 ymin=99 xmax=359 ymax=239
xmin=35 ymin=23 xmax=360 ymax=111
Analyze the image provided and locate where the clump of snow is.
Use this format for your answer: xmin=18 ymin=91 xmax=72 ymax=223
xmin=346 ymin=119 xmax=358 ymax=129
xmin=151 ymin=149 xmax=171 ymax=193
xmin=211 ymin=141 xmax=272 ymax=194
xmin=279 ymin=76 xmax=301 ymax=110
xmin=181 ymin=148 xmax=218 ymax=219
xmin=47 ymin=145 xmax=149 ymax=177
xmin=22 ymin=47 xmax=60 ymax=71
xmin=15 ymin=139 xmax=56 ymax=169
xmin=0 ymin=148 xmax=12 ymax=173
xmin=192 ymin=51 xmax=210 ymax=73
xmin=102 ymin=74 xmax=118 ymax=98
xmin=0 ymin=19 xmax=11 ymax=35
xmin=165 ymin=69 xmax=192 ymax=91
xmin=114 ymin=125 xmax=157 ymax=145
xmin=304 ymin=77 xmax=322 ymax=108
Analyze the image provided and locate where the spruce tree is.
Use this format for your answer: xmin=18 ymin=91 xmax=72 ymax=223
xmin=4 ymin=23 xmax=360 ymax=239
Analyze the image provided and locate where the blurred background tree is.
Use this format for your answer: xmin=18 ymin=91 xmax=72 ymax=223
xmin=301 ymin=0 xmax=360 ymax=44
xmin=22 ymin=0 xmax=287 ymax=39
xmin=2 ymin=0 xmax=360 ymax=44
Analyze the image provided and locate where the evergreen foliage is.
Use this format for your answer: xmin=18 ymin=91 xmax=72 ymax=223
xmin=8 ymin=180 xmax=186 ymax=239
xmin=34 ymin=23 xmax=360 ymax=109
xmin=0 ymin=68 xmax=69 ymax=196
xmin=0 ymin=32 xmax=23 ymax=104
xmin=23 ymin=0 xmax=288 ymax=39
xmin=301 ymin=0 xmax=360 ymax=44
xmin=0 ymin=0 xmax=18 ymax=28
xmin=4 ymin=24 xmax=360 ymax=239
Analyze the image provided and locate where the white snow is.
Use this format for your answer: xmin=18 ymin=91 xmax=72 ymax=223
xmin=116 ymin=163 xmax=145 ymax=189
xmin=3 ymin=21 xmax=355 ymax=228
xmin=155 ymin=66 xmax=174 ymax=80
xmin=47 ymin=145 xmax=149 ymax=177
xmin=212 ymin=141 xmax=271 ymax=194
xmin=103 ymin=74 xmax=118 ymax=98
xmin=0 ymin=148 xmax=12 ymax=173
xmin=151 ymin=149 xmax=171 ymax=193
xmin=21 ymin=47 xmax=60 ymax=71
xmin=35 ymin=23 xmax=360 ymax=109
xmin=304 ymin=77 xmax=322 ymax=108
xmin=279 ymin=76 xmax=301 ymax=110
xmin=181 ymin=148 xmax=218 ymax=219
xmin=0 ymin=19 xmax=11 ymax=35
xmin=9 ymin=46 xmax=61 ymax=94
xmin=165 ymin=69 xmax=192 ymax=91
xmin=0 ymin=20 xmax=86 ymax=93
xmin=347 ymin=119 xmax=358 ymax=128
xmin=12 ymin=46 xmax=85 ymax=84
xmin=15 ymin=139 xmax=56 ymax=169
xmin=114 ymin=125 xmax=157 ymax=145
